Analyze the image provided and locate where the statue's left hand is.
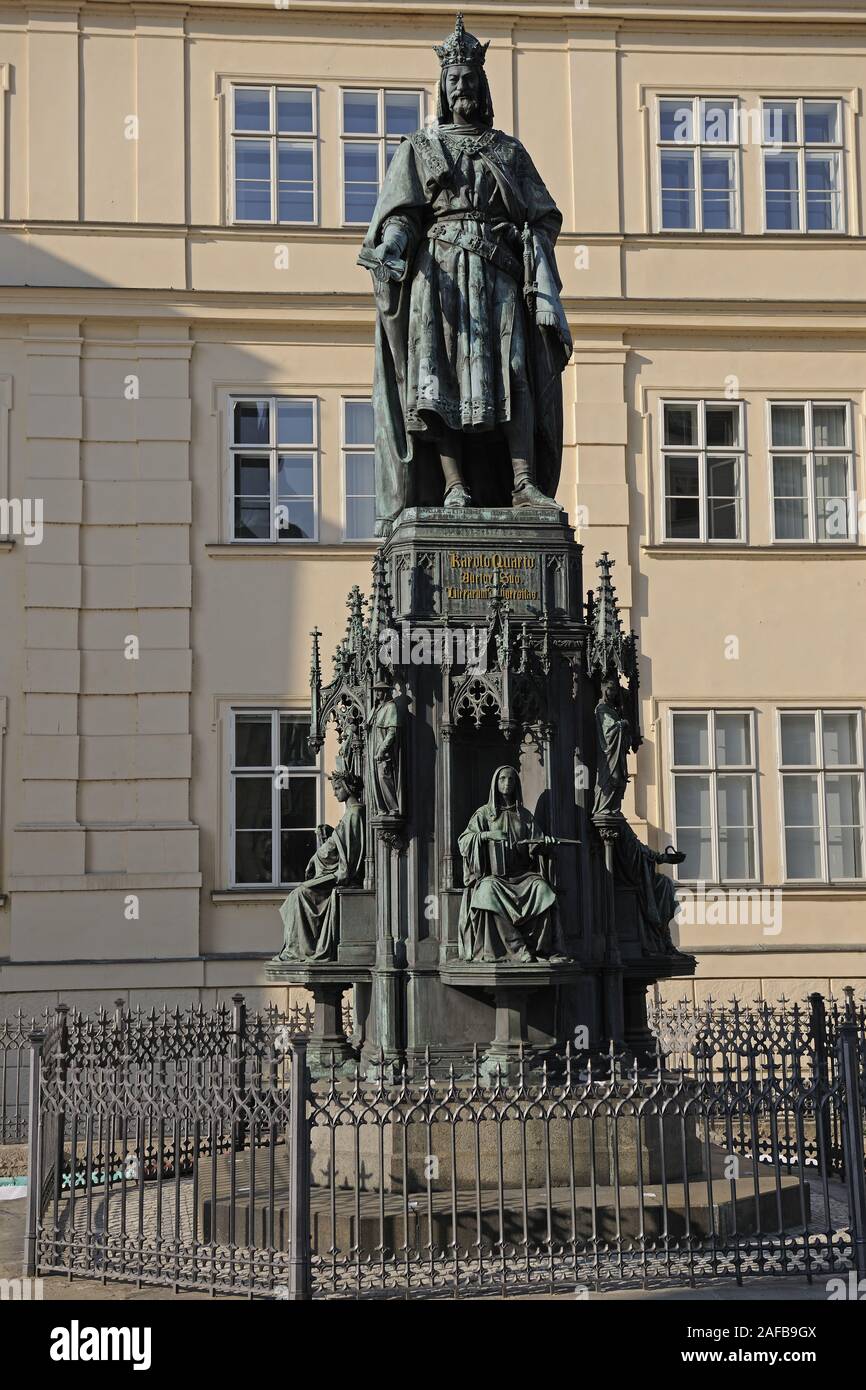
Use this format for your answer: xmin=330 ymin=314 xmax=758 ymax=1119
xmin=536 ymin=310 xmax=558 ymax=330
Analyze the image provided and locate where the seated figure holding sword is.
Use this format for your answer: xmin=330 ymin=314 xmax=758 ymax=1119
xmin=457 ymin=766 xmax=576 ymax=964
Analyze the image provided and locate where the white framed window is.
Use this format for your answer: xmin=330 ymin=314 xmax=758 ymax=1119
xmin=231 ymin=85 xmax=317 ymax=224
xmin=762 ymin=99 xmax=844 ymax=233
xmin=661 ymin=400 xmax=745 ymax=542
xmin=342 ymin=398 xmax=376 ymax=540
xmin=670 ymin=710 xmax=758 ymax=883
xmin=779 ymin=710 xmax=865 ymax=882
xmin=229 ymin=396 xmax=317 ymax=542
xmin=230 ymin=710 xmax=321 ymax=888
xmin=657 ymin=96 xmax=740 ymax=232
xmin=341 ymin=89 xmax=423 ymax=225
xmin=768 ymin=400 xmax=855 ymax=543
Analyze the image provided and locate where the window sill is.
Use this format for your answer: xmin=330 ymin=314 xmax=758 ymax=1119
xmin=206 ymin=542 xmax=377 ymax=559
xmin=212 ymin=890 xmax=289 ymax=904
xmin=643 ymin=543 xmax=864 ymax=559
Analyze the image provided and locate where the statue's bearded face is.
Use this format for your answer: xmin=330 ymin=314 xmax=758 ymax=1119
xmin=445 ymin=65 xmax=481 ymax=121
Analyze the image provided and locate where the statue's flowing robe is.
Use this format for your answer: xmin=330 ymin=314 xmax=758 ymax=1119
xmin=277 ymin=803 xmax=365 ymax=962
xmin=593 ymin=700 xmax=631 ymax=816
xmin=614 ymin=820 xmax=679 ymax=954
xmin=457 ymin=767 xmax=562 ymax=962
xmin=360 ymin=125 xmax=572 ymax=529
xmin=368 ymin=698 xmax=403 ymax=817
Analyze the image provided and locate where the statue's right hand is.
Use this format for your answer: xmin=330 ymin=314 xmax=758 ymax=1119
xmin=481 ymin=830 xmax=507 ymax=842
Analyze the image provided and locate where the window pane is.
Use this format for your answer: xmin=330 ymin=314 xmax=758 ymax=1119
xmin=344 ymin=143 xmax=379 ymax=222
xmin=665 ymin=456 xmax=699 ymax=539
xmin=707 ymin=457 xmax=739 ymax=539
xmin=346 ymin=451 xmax=375 ymax=497
xmin=705 ymin=404 xmax=739 ymax=448
xmin=708 ymin=497 xmax=739 ymax=540
xmin=812 ymin=405 xmax=847 ymax=448
xmin=234 ymin=498 xmax=270 ymax=540
xmin=234 ymin=400 xmax=270 ymax=445
xmin=771 ymin=404 xmax=805 ymax=447
xmin=716 ymin=714 xmax=751 ymax=766
xmin=664 ymin=404 xmax=698 ymax=446
xmin=234 ymin=141 xmax=272 ymax=221
xmin=385 ymin=91 xmax=421 ymax=135
xmin=772 ymin=455 xmax=808 ymax=540
xmin=718 ymin=775 xmax=753 ymax=830
xmin=277 ymin=89 xmax=314 ymax=134
xmin=674 ymin=774 xmax=712 ymax=879
xmin=781 ymin=714 xmax=817 ymax=766
xmin=804 ymin=100 xmax=839 ymax=145
xmin=827 ymin=826 xmax=863 ymax=880
xmin=277 ymin=143 xmax=314 ymax=222
xmin=823 ymin=713 xmax=859 ymax=767
xmin=234 ymin=455 xmax=270 ymax=497
xmin=345 ymin=399 xmax=374 ymax=446
xmin=785 ymin=826 xmax=822 ymax=879
xmin=706 ymin=457 xmax=738 ymax=496
xmin=281 ymin=830 xmax=318 ymax=885
xmin=236 ymin=832 xmax=272 ymax=884
xmin=277 ymin=400 xmax=314 ymax=445
xmin=805 ymin=152 xmax=841 ymax=231
xmin=235 ymin=88 xmax=270 ymax=133
xmin=783 ymin=774 xmax=821 ymax=879
xmin=659 ymin=99 xmax=693 ymax=143
xmin=277 ymin=499 xmax=315 ymax=540
xmin=346 ymin=496 xmax=376 ymax=540
xmin=717 ymin=772 xmax=755 ymax=880
xmin=343 ymin=90 xmax=379 ymax=135
xmin=235 ymin=715 xmax=272 ymax=767
xmin=673 ymin=713 xmax=709 ymax=766
xmin=280 ymin=777 xmax=317 ymax=829
xmin=701 ymin=152 xmax=735 ymax=230
xmin=764 ymin=152 xmax=799 ymax=231
xmin=701 ymin=100 xmax=735 ymax=144
xmin=235 ymin=775 xmax=273 ymax=826
xmin=277 ymin=454 xmax=314 ymax=498
xmin=815 ymin=455 xmax=851 ymax=540
xmin=825 ymin=774 xmax=863 ymax=878
xmin=660 ymin=152 xmax=696 ymax=229
xmin=719 ymin=827 xmax=754 ymax=880
xmin=764 ymin=101 xmax=797 ymax=144
xmin=280 ymin=715 xmax=315 ymax=767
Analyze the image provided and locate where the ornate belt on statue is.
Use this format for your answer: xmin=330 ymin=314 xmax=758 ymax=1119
xmin=426 ymin=218 xmax=523 ymax=282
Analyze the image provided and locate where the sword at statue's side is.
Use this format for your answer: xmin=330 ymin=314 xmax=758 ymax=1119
xmin=516 ymin=837 xmax=581 ymax=848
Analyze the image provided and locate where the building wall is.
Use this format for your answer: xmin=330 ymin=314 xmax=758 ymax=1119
xmin=0 ymin=0 xmax=864 ymax=1015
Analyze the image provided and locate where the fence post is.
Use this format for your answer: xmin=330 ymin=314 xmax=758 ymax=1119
xmin=22 ymin=1028 xmax=45 ymax=1278
xmin=231 ymin=993 xmax=247 ymax=1152
xmin=287 ymin=1036 xmax=312 ymax=1301
xmin=837 ymin=1018 xmax=866 ymax=1281
xmin=809 ymin=992 xmax=834 ymax=1168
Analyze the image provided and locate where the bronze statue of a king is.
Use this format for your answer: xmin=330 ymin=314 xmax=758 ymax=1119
xmin=358 ymin=13 xmax=573 ymax=533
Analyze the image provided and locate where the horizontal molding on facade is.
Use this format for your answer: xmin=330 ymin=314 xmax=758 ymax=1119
xmin=205 ymin=541 xmax=378 ymax=559
xmin=7 ymin=873 xmax=202 ymax=892
xmin=643 ymin=544 xmax=866 ymax=560
xmin=29 ymin=0 xmax=866 ymax=27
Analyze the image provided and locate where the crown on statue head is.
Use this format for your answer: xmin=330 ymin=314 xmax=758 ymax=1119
xmin=434 ymin=13 xmax=490 ymax=69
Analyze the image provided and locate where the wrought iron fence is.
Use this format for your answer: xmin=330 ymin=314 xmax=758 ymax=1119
xmin=20 ymin=992 xmax=866 ymax=1299
xmin=1 ymin=995 xmax=349 ymax=1144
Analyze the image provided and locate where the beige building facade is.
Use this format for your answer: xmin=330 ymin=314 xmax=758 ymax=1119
xmin=0 ymin=0 xmax=865 ymax=1017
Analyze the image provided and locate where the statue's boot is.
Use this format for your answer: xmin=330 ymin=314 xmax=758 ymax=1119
xmin=444 ymin=482 xmax=471 ymax=508
xmin=511 ymin=461 xmax=563 ymax=510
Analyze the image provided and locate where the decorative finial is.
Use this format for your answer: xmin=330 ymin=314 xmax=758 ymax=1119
xmin=434 ymin=13 xmax=490 ymax=69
